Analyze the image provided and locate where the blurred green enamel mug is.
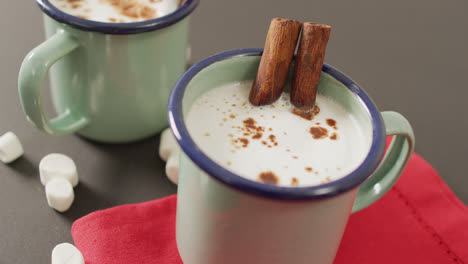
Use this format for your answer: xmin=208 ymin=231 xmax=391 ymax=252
xmin=18 ymin=0 xmax=198 ymax=143
xmin=168 ymin=49 xmax=415 ymax=264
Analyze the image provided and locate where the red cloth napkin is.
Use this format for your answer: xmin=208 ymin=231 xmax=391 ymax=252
xmin=72 ymin=152 xmax=468 ymax=264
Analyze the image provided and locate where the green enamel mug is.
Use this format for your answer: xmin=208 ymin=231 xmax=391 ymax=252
xmin=168 ymin=49 xmax=415 ymax=264
xmin=18 ymin=0 xmax=198 ymax=143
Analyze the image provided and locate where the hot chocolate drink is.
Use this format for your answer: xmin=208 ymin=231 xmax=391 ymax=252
xmin=186 ymin=80 xmax=371 ymax=187
xmin=49 ymin=0 xmax=183 ymax=23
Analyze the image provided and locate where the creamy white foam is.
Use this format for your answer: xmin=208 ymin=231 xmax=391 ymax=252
xmin=186 ymin=81 xmax=371 ymax=187
xmin=49 ymin=0 xmax=183 ymax=23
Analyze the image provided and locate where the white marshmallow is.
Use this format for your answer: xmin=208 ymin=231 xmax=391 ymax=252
xmin=159 ymin=128 xmax=179 ymax=162
xmin=0 ymin=132 xmax=24 ymax=163
xmin=40 ymin=153 xmax=79 ymax=187
xmin=51 ymin=243 xmax=84 ymax=264
xmin=45 ymin=178 xmax=75 ymax=212
xmin=166 ymin=149 xmax=180 ymax=184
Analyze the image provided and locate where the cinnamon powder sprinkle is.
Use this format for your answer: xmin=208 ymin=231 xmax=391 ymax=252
xmin=268 ymin=134 xmax=276 ymax=143
xmin=252 ymin=133 xmax=262 ymax=139
xmin=258 ymin=171 xmax=279 ymax=185
xmin=239 ymin=138 xmax=249 ymax=148
xmin=241 ymin=118 xmax=265 ymax=140
xmin=106 ymin=0 xmax=157 ymax=20
xmin=243 ymin=118 xmax=256 ymax=129
xmin=291 ymin=177 xmax=299 ymax=186
xmin=140 ymin=6 xmax=156 ymax=20
xmin=309 ymin=127 xmax=328 ymax=139
xmin=326 ymin=118 xmax=338 ymax=130
xmin=305 ymin=167 xmax=313 ymax=172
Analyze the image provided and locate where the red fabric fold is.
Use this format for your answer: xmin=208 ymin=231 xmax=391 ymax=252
xmin=72 ymin=153 xmax=468 ymax=264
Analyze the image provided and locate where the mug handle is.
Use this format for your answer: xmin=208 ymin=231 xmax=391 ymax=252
xmin=18 ymin=29 xmax=89 ymax=135
xmin=352 ymin=111 xmax=415 ymax=213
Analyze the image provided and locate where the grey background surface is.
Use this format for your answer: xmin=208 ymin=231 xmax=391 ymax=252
xmin=1 ymin=0 xmax=467 ymax=263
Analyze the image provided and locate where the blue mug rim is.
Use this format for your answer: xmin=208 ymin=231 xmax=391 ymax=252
xmin=168 ymin=48 xmax=386 ymax=200
xmin=35 ymin=0 xmax=199 ymax=34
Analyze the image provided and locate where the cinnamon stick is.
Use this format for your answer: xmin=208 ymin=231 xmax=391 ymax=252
xmin=249 ymin=18 xmax=302 ymax=106
xmin=290 ymin=23 xmax=331 ymax=112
